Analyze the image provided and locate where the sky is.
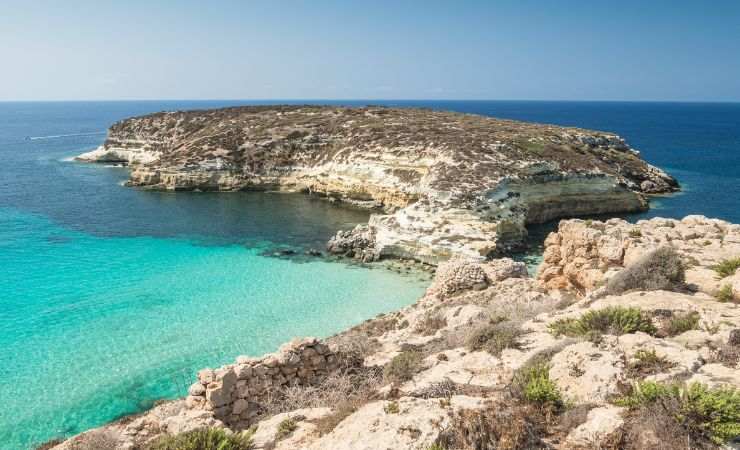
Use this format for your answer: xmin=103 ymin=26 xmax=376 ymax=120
xmin=1 ymin=0 xmax=739 ymax=101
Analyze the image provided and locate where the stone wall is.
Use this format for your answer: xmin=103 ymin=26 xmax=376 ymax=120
xmin=185 ymin=337 xmax=339 ymax=429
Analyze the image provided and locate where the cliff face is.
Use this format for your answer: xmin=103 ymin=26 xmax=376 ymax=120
xmin=77 ymin=106 xmax=678 ymax=263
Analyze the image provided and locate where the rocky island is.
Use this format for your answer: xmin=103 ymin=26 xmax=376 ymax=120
xmin=77 ymin=106 xmax=677 ymax=263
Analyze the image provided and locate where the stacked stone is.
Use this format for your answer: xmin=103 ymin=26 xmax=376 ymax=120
xmin=186 ymin=337 xmax=338 ymax=429
xmin=428 ymin=257 xmax=490 ymax=296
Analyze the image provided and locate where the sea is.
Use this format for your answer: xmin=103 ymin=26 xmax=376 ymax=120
xmin=1 ymin=100 xmax=739 ymax=449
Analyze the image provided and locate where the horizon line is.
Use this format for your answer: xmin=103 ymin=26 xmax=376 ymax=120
xmin=1 ymin=98 xmax=740 ymax=104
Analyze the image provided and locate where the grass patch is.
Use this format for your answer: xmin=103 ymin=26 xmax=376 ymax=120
xmin=548 ymin=306 xmax=656 ymax=337
xmin=716 ymin=284 xmax=735 ymax=302
xmin=615 ymin=381 xmax=740 ymax=444
xmin=663 ymin=311 xmax=700 ymax=337
xmin=712 ymin=257 xmax=740 ymax=278
xmin=464 ymin=320 xmax=524 ymax=356
xmin=147 ymin=428 xmax=254 ymax=450
xmin=383 ymin=350 xmax=423 ymax=384
xmin=606 ymin=247 xmax=685 ymax=295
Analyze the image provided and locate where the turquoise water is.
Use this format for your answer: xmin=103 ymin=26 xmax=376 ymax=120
xmin=2 ymin=100 xmax=740 ymax=449
xmin=0 ymin=208 xmax=427 ymax=448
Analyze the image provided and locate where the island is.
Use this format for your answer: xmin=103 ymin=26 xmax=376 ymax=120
xmin=77 ymin=106 xmax=677 ymax=263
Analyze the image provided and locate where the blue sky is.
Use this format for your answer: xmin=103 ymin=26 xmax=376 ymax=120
xmin=2 ymin=0 xmax=739 ymax=101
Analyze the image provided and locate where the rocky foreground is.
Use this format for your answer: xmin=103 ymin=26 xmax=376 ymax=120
xmin=48 ymin=215 xmax=740 ymax=450
xmin=77 ymin=106 xmax=677 ymax=263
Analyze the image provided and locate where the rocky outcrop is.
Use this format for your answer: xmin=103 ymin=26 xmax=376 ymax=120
xmin=538 ymin=215 xmax=740 ymax=296
xmin=78 ymin=106 xmax=678 ymax=264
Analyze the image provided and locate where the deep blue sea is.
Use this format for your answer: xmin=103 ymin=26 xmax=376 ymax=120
xmin=2 ymin=100 xmax=739 ymax=449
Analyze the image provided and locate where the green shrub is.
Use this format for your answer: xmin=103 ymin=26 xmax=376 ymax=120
xmin=628 ymin=228 xmax=642 ymax=238
xmin=383 ymin=351 xmax=423 ymax=383
xmin=147 ymin=428 xmax=254 ymax=450
xmin=663 ymin=311 xmax=700 ymax=337
xmin=615 ymin=381 xmax=740 ymax=444
xmin=606 ymin=247 xmax=685 ymax=295
xmin=548 ymin=306 xmax=656 ymax=337
xmin=276 ymin=418 xmax=297 ymax=440
xmin=712 ymin=257 xmax=740 ymax=278
xmin=716 ymin=284 xmax=735 ymax=302
xmin=512 ymin=359 xmax=562 ymax=407
xmin=464 ymin=321 xmax=524 ymax=356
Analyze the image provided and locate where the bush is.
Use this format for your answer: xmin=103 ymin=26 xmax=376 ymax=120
xmin=512 ymin=358 xmax=562 ymax=407
xmin=606 ymin=247 xmax=685 ymax=295
xmin=415 ymin=312 xmax=447 ymax=336
xmin=383 ymin=401 xmax=400 ymax=414
xmin=626 ymin=349 xmax=675 ymax=378
xmin=147 ymin=428 xmax=254 ymax=450
xmin=615 ymin=382 xmax=740 ymax=444
xmin=436 ymin=403 xmax=547 ymax=450
xmin=712 ymin=257 xmax=740 ymax=278
xmin=663 ymin=311 xmax=700 ymax=337
xmin=383 ymin=351 xmax=423 ymax=384
xmin=716 ymin=284 xmax=735 ymax=302
xmin=262 ymin=367 xmax=382 ymax=436
xmin=464 ymin=321 xmax=524 ymax=356
xmin=548 ymin=306 xmax=656 ymax=337
xmin=276 ymin=418 xmax=297 ymax=440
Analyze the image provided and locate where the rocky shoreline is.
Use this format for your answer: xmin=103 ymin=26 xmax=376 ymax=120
xmin=46 ymin=215 xmax=740 ymax=450
xmin=76 ymin=105 xmax=677 ymax=264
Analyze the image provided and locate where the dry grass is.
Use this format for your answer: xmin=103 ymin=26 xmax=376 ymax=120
xmin=263 ymin=367 xmax=381 ymax=415
xmin=261 ymin=366 xmax=382 ymax=436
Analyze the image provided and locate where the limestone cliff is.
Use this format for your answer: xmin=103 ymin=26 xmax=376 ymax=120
xmin=77 ymin=106 xmax=678 ymax=263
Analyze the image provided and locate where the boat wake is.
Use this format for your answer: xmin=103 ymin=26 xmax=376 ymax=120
xmin=28 ymin=131 xmax=105 ymax=140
